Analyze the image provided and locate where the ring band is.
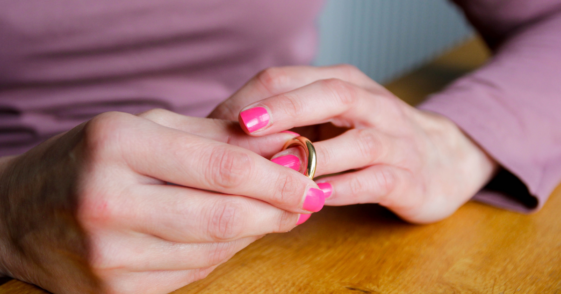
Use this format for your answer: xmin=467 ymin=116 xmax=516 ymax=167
xmin=282 ymin=136 xmax=317 ymax=179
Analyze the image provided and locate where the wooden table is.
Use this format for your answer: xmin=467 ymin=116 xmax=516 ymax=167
xmin=2 ymin=38 xmax=561 ymax=293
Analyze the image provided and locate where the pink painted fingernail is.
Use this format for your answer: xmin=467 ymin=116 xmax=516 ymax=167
xmin=297 ymin=214 xmax=311 ymax=225
xmin=271 ymin=155 xmax=300 ymax=171
xmin=281 ymin=130 xmax=300 ymax=137
xmin=303 ymin=188 xmax=325 ymax=212
xmin=317 ymin=182 xmax=333 ymax=199
xmin=240 ymin=107 xmax=269 ymax=133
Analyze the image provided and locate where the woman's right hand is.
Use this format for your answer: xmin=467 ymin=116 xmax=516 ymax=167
xmin=0 ymin=110 xmax=324 ymax=294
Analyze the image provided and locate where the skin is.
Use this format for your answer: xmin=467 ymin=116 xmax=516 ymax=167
xmin=210 ymin=65 xmax=499 ymax=223
xmin=0 ymin=110 xmax=320 ymax=294
xmin=0 ymin=64 xmax=498 ymax=293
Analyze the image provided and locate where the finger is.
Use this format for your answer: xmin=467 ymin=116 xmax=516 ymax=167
xmin=92 ymin=230 xmax=257 ymax=271
xmin=121 ymin=185 xmax=299 ymax=243
xmin=209 ymin=65 xmax=385 ymax=120
xmin=318 ymin=165 xmax=411 ymax=208
xmin=272 ymin=128 xmax=397 ymax=177
xmin=271 ymin=148 xmax=307 ymax=174
xmin=95 ymin=113 xmax=324 ymax=213
xmin=138 ymin=108 xmax=298 ymax=158
xmin=319 ymin=165 xmax=457 ymax=224
xmin=236 ymin=79 xmax=402 ymax=135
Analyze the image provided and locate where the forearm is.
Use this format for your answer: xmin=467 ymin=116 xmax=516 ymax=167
xmin=420 ymin=6 xmax=561 ymax=211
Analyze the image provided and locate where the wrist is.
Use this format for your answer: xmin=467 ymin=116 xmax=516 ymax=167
xmin=425 ymin=111 xmax=499 ymax=193
xmin=459 ymin=129 xmax=499 ymax=185
xmin=449 ymin=118 xmax=499 ymax=190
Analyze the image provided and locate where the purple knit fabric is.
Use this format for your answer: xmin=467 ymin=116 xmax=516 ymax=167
xmin=420 ymin=0 xmax=561 ymax=212
xmin=0 ymin=0 xmax=323 ymax=156
xmin=1 ymin=0 xmax=560 ymax=212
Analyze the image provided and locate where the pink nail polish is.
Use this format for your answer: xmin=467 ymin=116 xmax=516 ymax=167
xmin=240 ymin=107 xmax=269 ymax=133
xmin=317 ymin=182 xmax=333 ymax=199
xmin=281 ymin=130 xmax=300 ymax=137
xmin=297 ymin=214 xmax=311 ymax=225
xmin=271 ymin=155 xmax=300 ymax=171
xmin=303 ymin=188 xmax=325 ymax=212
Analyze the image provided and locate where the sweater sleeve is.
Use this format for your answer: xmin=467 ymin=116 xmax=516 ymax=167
xmin=418 ymin=0 xmax=561 ymax=212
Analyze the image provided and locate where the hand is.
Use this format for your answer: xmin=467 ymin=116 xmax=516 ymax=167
xmin=210 ymin=65 xmax=498 ymax=223
xmin=0 ymin=110 xmax=323 ymax=294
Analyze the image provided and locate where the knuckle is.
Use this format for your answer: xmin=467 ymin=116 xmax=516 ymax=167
xmin=83 ymin=112 xmax=132 ymax=156
xmin=272 ymin=173 xmax=304 ymax=208
xmin=275 ymin=93 xmax=304 ymax=118
xmin=334 ymin=64 xmax=360 ymax=79
xmin=78 ymin=183 xmax=137 ymax=228
xmin=316 ymin=145 xmax=333 ymax=170
xmin=374 ymin=169 xmax=396 ymax=196
xmin=210 ymin=101 xmax=237 ymax=121
xmin=207 ymin=199 xmax=244 ymax=241
xmin=349 ymin=175 xmax=366 ymax=199
xmin=192 ymin=267 xmax=214 ymax=283
xmin=349 ymin=169 xmax=396 ymax=202
xmin=257 ymin=67 xmax=289 ymax=93
xmin=78 ymin=196 xmax=115 ymax=225
xmin=381 ymin=94 xmax=408 ymax=120
xmin=321 ymin=78 xmax=357 ymax=105
xmin=207 ymin=242 xmax=237 ymax=266
xmin=355 ymin=129 xmax=380 ymax=164
xmin=205 ymin=146 xmax=252 ymax=190
xmin=137 ymin=108 xmax=169 ymax=123
xmin=277 ymin=211 xmax=297 ymax=233
xmin=86 ymin=232 xmax=115 ymax=271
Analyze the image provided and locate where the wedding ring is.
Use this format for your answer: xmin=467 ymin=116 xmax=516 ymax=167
xmin=282 ymin=136 xmax=317 ymax=179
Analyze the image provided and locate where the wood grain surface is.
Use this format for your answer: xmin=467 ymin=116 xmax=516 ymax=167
xmin=2 ymin=38 xmax=560 ymax=294
xmin=175 ymin=188 xmax=561 ymax=294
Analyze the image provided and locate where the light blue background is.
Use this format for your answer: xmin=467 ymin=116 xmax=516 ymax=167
xmin=314 ymin=0 xmax=474 ymax=83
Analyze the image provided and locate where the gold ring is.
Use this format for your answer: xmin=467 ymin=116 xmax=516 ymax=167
xmin=282 ymin=136 xmax=317 ymax=179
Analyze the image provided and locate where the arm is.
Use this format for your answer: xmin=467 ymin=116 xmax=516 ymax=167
xmin=210 ymin=64 xmax=499 ymax=223
xmin=419 ymin=0 xmax=561 ymax=212
xmin=0 ymin=110 xmax=319 ymax=293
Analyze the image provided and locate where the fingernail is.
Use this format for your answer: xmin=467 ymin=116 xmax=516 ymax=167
xmin=271 ymin=155 xmax=300 ymax=171
xmin=281 ymin=130 xmax=300 ymax=137
xmin=303 ymin=188 xmax=325 ymax=212
xmin=317 ymin=182 xmax=333 ymax=199
xmin=297 ymin=214 xmax=311 ymax=225
xmin=240 ymin=107 xmax=269 ymax=133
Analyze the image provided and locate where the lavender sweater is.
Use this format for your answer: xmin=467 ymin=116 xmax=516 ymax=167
xmin=1 ymin=0 xmax=560 ymax=213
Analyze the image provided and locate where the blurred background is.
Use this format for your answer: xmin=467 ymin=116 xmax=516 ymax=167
xmin=314 ymin=0 xmax=475 ymax=84
xmin=313 ymin=0 xmax=490 ymax=106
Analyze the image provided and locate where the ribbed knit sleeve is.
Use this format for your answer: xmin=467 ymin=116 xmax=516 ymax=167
xmin=419 ymin=0 xmax=561 ymax=212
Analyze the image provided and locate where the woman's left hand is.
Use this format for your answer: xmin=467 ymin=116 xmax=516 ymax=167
xmin=210 ymin=65 xmax=498 ymax=223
